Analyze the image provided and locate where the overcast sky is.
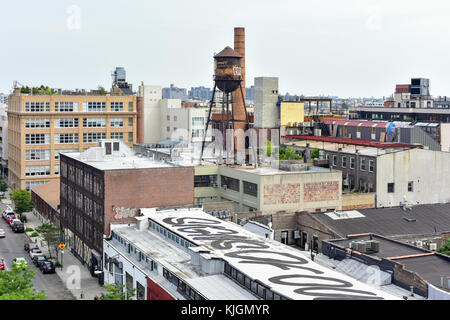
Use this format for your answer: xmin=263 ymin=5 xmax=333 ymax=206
xmin=1 ymin=0 xmax=450 ymax=98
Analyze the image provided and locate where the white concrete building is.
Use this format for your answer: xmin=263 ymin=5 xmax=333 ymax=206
xmin=0 ymin=104 xmax=7 ymax=176
xmin=254 ymin=77 xmax=279 ymax=129
xmin=138 ymin=84 xmax=162 ymax=144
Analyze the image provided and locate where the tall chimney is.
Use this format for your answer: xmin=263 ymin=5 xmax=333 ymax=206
xmin=232 ymin=27 xmax=247 ymax=154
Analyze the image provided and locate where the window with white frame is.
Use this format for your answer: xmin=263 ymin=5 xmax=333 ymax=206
xmin=25 ymin=180 xmax=49 ymax=191
xmin=342 ymin=156 xmax=347 ymax=168
xmin=110 ymin=132 xmax=123 ymax=140
xmin=83 ymin=118 xmax=106 ymax=128
xmin=369 ymin=160 xmax=374 ymax=172
xmin=55 ymin=133 xmax=78 ymax=144
xmin=55 ymin=102 xmax=78 ymax=112
xmin=54 ymin=165 xmax=60 ymax=176
xmin=25 ymin=134 xmax=50 ymax=145
xmin=110 ymin=118 xmax=124 ymax=128
xmin=25 ymin=118 xmax=50 ymax=129
xmin=55 ymin=118 xmax=78 ymax=128
xmin=25 ymin=102 xmax=50 ymax=112
xmin=192 ymin=117 xmax=204 ymax=126
xmin=25 ymin=149 xmax=50 ymax=161
xmin=110 ymin=102 xmax=124 ymax=112
xmin=82 ymin=102 xmax=106 ymax=112
xmin=350 ymin=157 xmax=355 ymax=169
xmin=192 ymin=129 xmax=204 ymax=138
xmin=83 ymin=132 xmax=106 ymax=143
xmin=332 ymin=155 xmax=337 ymax=167
xmin=25 ymin=166 xmax=51 ymax=177
xmin=54 ymin=149 xmax=78 ymax=160
xmin=360 ymin=158 xmax=366 ymax=171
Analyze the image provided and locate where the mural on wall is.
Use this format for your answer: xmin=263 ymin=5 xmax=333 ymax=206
xmin=264 ymin=184 xmax=301 ymax=205
xmin=304 ymin=182 xmax=339 ymax=202
xmin=113 ymin=206 xmax=139 ymax=219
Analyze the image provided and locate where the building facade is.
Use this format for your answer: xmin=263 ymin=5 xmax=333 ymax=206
xmin=7 ymin=90 xmax=137 ymax=190
xmin=0 ymin=104 xmax=8 ymax=176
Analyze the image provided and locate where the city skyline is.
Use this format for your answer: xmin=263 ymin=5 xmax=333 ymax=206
xmin=2 ymin=1 xmax=450 ymax=98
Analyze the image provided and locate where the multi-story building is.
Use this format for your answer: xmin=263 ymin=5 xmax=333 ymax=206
xmin=103 ymin=206 xmax=397 ymax=300
xmin=162 ymin=84 xmax=188 ymax=101
xmin=0 ymin=104 xmax=8 ymax=176
xmin=7 ymin=89 xmax=137 ymax=190
xmin=138 ymin=84 xmax=162 ymax=144
xmin=0 ymin=94 xmax=8 ymax=105
xmin=59 ymin=140 xmax=194 ymax=280
xmin=188 ymin=86 xmax=212 ymax=101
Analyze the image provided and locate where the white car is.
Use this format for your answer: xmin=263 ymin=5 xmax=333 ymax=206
xmin=2 ymin=207 xmax=13 ymax=220
xmin=0 ymin=229 xmax=5 ymax=238
xmin=29 ymin=248 xmax=43 ymax=259
xmin=10 ymin=218 xmax=20 ymax=228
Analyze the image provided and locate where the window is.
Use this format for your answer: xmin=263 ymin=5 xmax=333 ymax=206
xmin=83 ymin=132 xmax=106 ymax=143
xmin=25 ymin=102 xmax=50 ymax=112
xmin=192 ymin=129 xmax=204 ymax=138
xmin=25 ymin=166 xmax=51 ymax=177
xmin=360 ymin=158 xmax=366 ymax=171
xmin=55 ymin=133 xmax=78 ymax=144
xmin=110 ymin=102 xmax=124 ymax=112
xmin=167 ymin=115 xmax=170 ymax=121
xmin=83 ymin=102 xmax=106 ymax=112
xmin=110 ymin=118 xmax=124 ymax=128
xmin=55 ymin=118 xmax=78 ymax=128
xmin=55 ymin=102 xmax=77 ymax=112
xmin=110 ymin=132 xmax=123 ymax=140
xmin=243 ymin=181 xmax=257 ymax=197
xmin=332 ymin=155 xmax=337 ymax=167
xmin=54 ymin=149 xmax=78 ymax=160
xmin=369 ymin=160 xmax=374 ymax=172
xmin=128 ymin=118 xmax=133 ymax=127
xmin=128 ymin=132 xmax=133 ymax=143
xmin=342 ymin=156 xmax=347 ymax=168
xmin=194 ymin=175 xmax=217 ymax=187
xmin=221 ymin=176 xmax=240 ymax=192
xmin=387 ymin=183 xmax=395 ymax=193
xmin=128 ymin=102 xmax=134 ymax=112
xmin=174 ymin=116 xmax=177 ymax=121
xmin=25 ymin=149 xmax=50 ymax=161
xmin=25 ymin=134 xmax=50 ymax=145
xmin=192 ymin=117 xmax=204 ymax=126
xmin=350 ymin=157 xmax=355 ymax=169
xmin=83 ymin=118 xmax=106 ymax=128
xmin=166 ymin=127 xmax=170 ymax=132
xmin=408 ymin=181 xmax=413 ymax=192
xmin=25 ymin=180 xmax=49 ymax=191
xmin=25 ymin=118 xmax=50 ymax=129
xmin=54 ymin=165 xmax=60 ymax=176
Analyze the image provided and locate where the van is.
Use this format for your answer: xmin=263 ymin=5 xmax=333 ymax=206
xmin=12 ymin=220 xmax=24 ymax=233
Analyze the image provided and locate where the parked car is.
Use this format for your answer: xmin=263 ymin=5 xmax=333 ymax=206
xmin=10 ymin=218 xmax=20 ymax=228
xmin=32 ymin=255 xmax=47 ymax=267
xmin=11 ymin=220 xmax=24 ymax=233
xmin=40 ymin=261 xmax=55 ymax=274
xmin=24 ymin=243 xmax=39 ymax=252
xmin=2 ymin=207 xmax=13 ymax=219
xmin=0 ymin=229 xmax=5 ymax=238
xmin=12 ymin=257 xmax=27 ymax=270
xmin=3 ymin=212 xmax=15 ymax=222
xmin=6 ymin=215 xmax=16 ymax=225
xmin=29 ymin=248 xmax=43 ymax=259
xmin=0 ymin=259 xmax=5 ymax=270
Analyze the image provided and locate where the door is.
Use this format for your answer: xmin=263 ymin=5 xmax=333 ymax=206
xmin=281 ymin=231 xmax=288 ymax=245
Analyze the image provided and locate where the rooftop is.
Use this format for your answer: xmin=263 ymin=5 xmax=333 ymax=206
xmin=142 ymin=207 xmax=398 ymax=300
xmin=30 ymin=180 xmax=60 ymax=210
xmin=310 ymin=203 xmax=450 ymax=238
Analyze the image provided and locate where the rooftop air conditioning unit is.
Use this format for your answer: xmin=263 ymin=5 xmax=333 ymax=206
xmin=415 ymin=240 xmax=423 ymax=247
xmin=429 ymin=243 xmax=437 ymax=251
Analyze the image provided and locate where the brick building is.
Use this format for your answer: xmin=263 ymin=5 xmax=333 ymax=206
xmin=59 ymin=140 xmax=194 ymax=280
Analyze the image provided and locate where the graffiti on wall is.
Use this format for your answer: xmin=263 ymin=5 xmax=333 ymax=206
xmin=113 ymin=206 xmax=138 ymax=220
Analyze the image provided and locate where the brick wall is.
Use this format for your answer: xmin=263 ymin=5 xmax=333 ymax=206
xmin=393 ymin=264 xmax=428 ymax=297
xmin=296 ymin=212 xmax=339 ymax=251
xmin=146 ymin=277 xmax=175 ymax=300
xmin=342 ymin=193 xmax=375 ymax=210
xmin=104 ymin=167 xmax=194 ymax=235
xmin=304 ymin=181 xmax=339 ymax=202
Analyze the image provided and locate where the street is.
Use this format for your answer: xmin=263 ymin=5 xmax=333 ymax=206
xmin=0 ymin=202 xmax=74 ymax=300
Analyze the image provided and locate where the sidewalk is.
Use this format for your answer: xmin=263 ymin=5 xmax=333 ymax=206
xmin=23 ymin=209 xmax=107 ymax=300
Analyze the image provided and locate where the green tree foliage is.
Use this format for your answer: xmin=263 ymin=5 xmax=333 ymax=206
xmin=437 ymin=238 xmax=450 ymax=256
xmin=35 ymin=223 xmax=61 ymax=259
xmin=0 ymin=179 xmax=7 ymax=192
xmin=278 ymin=146 xmax=302 ymax=160
xmin=266 ymin=140 xmax=272 ymax=157
xmin=0 ymin=265 xmax=46 ymax=300
xmin=9 ymin=189 xmax=33 ymax=214
xmin=310 ymin=148 xmax=320 ymax=159
xmin=97 ymin=86 xmax=108 ymax=95
xmin=99 ymin=284 xmax=136 ymax=300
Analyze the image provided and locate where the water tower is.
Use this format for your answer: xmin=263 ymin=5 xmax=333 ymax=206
xmin=200 ymin=46 xmax=250 ymax=163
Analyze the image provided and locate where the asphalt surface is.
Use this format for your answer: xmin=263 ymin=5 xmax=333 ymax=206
xmin=0 ymin=204 xmax=74 ymax=300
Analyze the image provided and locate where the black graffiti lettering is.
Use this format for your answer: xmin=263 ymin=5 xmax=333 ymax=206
xmin=224 ymin=250 xmax=323 ymax=274
xmin=269 ymin=275 xmax=384 ymax=300
xmin=210 ymin=237 xmax=270 ymax=250
xmin=162 ymin=217 xmax=222 ymax=226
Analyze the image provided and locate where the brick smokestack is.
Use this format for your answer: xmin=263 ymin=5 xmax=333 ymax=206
xmin=233 ymin=27 xmax=246 ymax=133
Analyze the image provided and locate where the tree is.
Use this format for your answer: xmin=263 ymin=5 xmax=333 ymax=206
xmin=9 ymin=189 xmax=33 ymax=214
xmin=0 ymin=179 xmax=7 ymax=192
xmin=35 ymin=223 xmax=61 ymax=259
xmin=310 ymin=148 xmax=320 ymax=159
xmin=97 ymin=86 xmax=107 ymax=95
xmin=266 ymin=140 xmax=273 ymax=157
xmin=99 ymin=284 xmax=136 ymax=300
xmin=437 ymin=238 xmax=450 ymax=256
xmin=0 ymin=265 xmax=46 ymax=300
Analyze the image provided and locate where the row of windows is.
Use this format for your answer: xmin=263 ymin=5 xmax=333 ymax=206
xmin=148 ymin=220 xmax=195 ymax=251
xmin=55 ymin=102 xmax=78 ymax=112
xmin=25 ymin=180 xmax=49 ymax=191
xmin=55 ymin=133 xmax=78 ymax=144
xmin=83 ymin=132 xmax=106 ymax=143
xmin=23 ymin=101 xmax=133 ymax=113
xmin=25 ymin=102 xmax=50 ymax=112
xmin=328 ymin=154 xmax=375 ymax=172
xmin=25 ymin=118 xmax=50 ymax=128
xmin=194 ymin=175 xmax=217 ymax=188
xmin=163 ymin=268 xmax=206 ymax=300
xmin=25 ymin=165 xmax=51 ymax=177
xmin=83 ymin=118 xmax=106 ymax=128
xmin=55 ymin=118 xmax=78 ymax=128
xmin=25 ymin=134 xmax=50 ymax=145
xmin=224 ymin=263 xmax=289 ymax=300
xmin=221 ymin=175 xmax=240 ymax=192
xmin=25 ymin=149 xmax=50 ymax=161
xmin=387 ymin=181 xmax=414 ymax=193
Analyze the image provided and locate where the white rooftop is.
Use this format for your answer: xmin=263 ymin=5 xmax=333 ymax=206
xmin=144 ymin=207 xmax=400 ymax=300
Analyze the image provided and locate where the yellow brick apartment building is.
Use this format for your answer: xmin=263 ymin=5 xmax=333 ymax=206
xmin=8 ymin=91 xmax=137 ymax=190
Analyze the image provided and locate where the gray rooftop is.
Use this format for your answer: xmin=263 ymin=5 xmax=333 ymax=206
xmin=311 ymin=203 xmax=450 ymax=238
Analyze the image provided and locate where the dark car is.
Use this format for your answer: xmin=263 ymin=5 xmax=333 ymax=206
xmin=11 ymin=220 xmax=24 ymax=233
xmin=39 ymin=261 xmax=55 ymax=274
xmin=24 ymin=243 xmax=39 ymax=252
xmin=32 ymin=255 xmax=47 ymax=267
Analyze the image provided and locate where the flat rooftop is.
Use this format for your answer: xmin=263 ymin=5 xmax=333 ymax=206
xmin=144 ymin=207 xmax=398 ymax=300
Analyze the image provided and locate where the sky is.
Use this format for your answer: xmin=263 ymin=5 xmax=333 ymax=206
xmin=1 ymin=0 xmax=450 ymax=98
